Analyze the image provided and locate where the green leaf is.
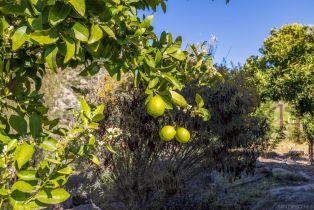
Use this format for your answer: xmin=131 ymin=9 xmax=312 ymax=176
xmin=88 ymin=135 xmax=96 ymax=145
xmin=21 ymin=200 xmax=49 ymax=209
xmin=165 ymin=36 xmax=182 ymax=54
xmin=72 ymin=22 xmax=89 ymax=42
xmin=30 ymin=112 xmax=42 ymax=138
xmin=63 ymin=36 xmax=76 ymax=63
xmin=11 ymin=26 xmax=29 ymax=51
xmin=141 ymin=15 xmax=154 ymax=28
xmin=89 ymin=154 xmax=101 ymax=165
xmin=44 ymin=46 xmax=58 ymax=71
xmin=169 ymin=50 xmax=186 ymax=60
xmin=159 ymin=93 xmax=173 ymax=110
xmin=148 ymin=77 xmax=159 ymax=89
xmin=144 ymin=55 xmax=156 ymax=68
xmin=195 ymin=94 xmax=204 ymax=108
xmin=14 ymin=142 xmax=35 ymax=169
xmin=196 ymin=108 xmax=211 ymax=121
xmin=12 ymin=181 xmax=35 ymax=193
xmin=27 ymin=15 xmax=43 ymax=30
xmin=134 ymin=69 xmax=141 ymax=87
xmin=68 ymin=0 xmax=86 ymax=16
xmin=100 ymin=25 xmax=116 ymax=40
xmin=17 ymin=169 xmax=38 ymax=181
xmin=49 ymin=2 xmax=71 ymax=26
xmin=79 ymin=62 xmax=100 ymax=76
xmin=88 ymin=24 xmax=103 ymax=44
xmin=0 ymin=5 xmax=26 ymax=16
xmin=0 ymin=132 xmax=11 ymax=144
xmin=30 ymin=30 xmax=59 ymax=45
xmin=9 ymin=115 xmax=27 ymax=135
xmin=170 ymin=91 xmax=188 ymax=108
xmin=9 ymin=190 xmax=27 ymax=209
xmin=80 ymin=97 xmax=91 ymax=118
xmin=7 ymin=139 xmax=18 ymax=152
xmin=92 ymin=104 xmax=105 ymax=122
xmin=57 ymin=166 xmax=75 ymax=175
xmin=35 ymin=188 xmax=70 ymax=204
xmin=88 ymin=122 xmax=99 ymax=129
xmin=0 ymin=187 xmax=9 ymax=196
xmin=105 ymin=145 xmax=116 ymax=154
xmin=39 ymin=138 xmax=58 ymax=151
xmin=162 ymin=73 xmax=183 ymax=90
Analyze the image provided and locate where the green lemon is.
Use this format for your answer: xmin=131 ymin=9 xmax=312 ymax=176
xmin=175 ymin=127 xmax=191 ymax=143
xmin=146 ymin=95 xmax=166 ymax=118
xmin=159 ymin=125 xmax=176 ymax=141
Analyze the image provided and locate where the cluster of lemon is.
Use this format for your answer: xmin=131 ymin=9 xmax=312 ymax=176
xmin=146 ymin=95 xmax=191 ymax=143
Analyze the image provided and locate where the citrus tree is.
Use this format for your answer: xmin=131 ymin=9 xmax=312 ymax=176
xmin=0 ymin=0 xmax=216 ymax=208
xmin=245 ymin=24 xmax=314 ymax=163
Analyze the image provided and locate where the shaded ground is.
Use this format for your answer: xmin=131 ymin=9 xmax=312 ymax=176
xmin=211 ymin=155 xmax=314 ymax=210
xmin=52 ymin=153 xmax=314 ymax=210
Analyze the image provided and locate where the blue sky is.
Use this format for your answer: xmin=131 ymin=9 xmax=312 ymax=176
xmin=143 ymin=0 xmax=314 ymax=65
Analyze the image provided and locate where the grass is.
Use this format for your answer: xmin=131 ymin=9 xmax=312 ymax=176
xmin=272 ymin=140 xmax=308 ymax=155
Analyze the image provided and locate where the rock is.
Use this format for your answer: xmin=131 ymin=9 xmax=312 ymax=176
xmin=287 ymin=150 xmax=305 ymax=158
xmin=270 ymin=183 xmax=314 ymax=194
xmin=255 ymin=161 xmax=266 ymax=168
xmin=297 ymin=171 xmax=312 ymax=181
xmin=285 ymin=158 xmax=298 ymax=165
xmin=252 ymin=184 xmax=314 ymax=210
xmin=256 ymin=166 xmax=272 ymax=174
xmin=72 ymin=203 xmax=102 ymax=210
xmin=271 ymin=168 xmax=311 ymax=182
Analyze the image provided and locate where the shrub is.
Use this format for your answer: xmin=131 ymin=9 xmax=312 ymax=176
xmin=69 ymin=66 xmax=269 ymax=209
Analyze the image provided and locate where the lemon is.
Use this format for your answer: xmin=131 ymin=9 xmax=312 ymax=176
xmin=175 ymin=127 xmax=191 ymax=143
xmin=146 ymin=95 xmax=166 ymax=118
xmin=159 ymin=125 xmax=176 ymax=141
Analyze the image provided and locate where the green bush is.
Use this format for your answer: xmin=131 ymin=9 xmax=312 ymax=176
xmin=68 ymin=66 xmax=270 ymax=209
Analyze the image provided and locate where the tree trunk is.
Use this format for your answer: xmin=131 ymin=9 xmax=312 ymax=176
xmin=309 ymin=139 xmax=313 ymax=165
xmin=278 ymin=103 xmax=284 ymax=129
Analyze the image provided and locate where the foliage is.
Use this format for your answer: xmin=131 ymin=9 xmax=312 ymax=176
xmin=0 ymin=0 xmax=219 ymax=208
xmin=68 ymin=66 xmax=269 ymax=209
xmin=245 ymin=24 xmax=314 ymax=139
xmin=185 ymin=67 xmax=269 ymax=175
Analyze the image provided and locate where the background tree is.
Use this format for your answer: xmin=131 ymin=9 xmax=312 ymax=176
xmin=245 ymin=24 xmax=314 ymax=164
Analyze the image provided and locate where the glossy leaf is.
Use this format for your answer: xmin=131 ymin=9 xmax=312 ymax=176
xmin=30 ymin=30 xmax=59 ymax=45
xmin=30 ymin=112 xmax=42 ymax=138
xmin=17 ymin=169 xmax=38 ymax=181
xmin=162 ymin=73 xmax=183 ymax=90
xmin=35 ymin=188 xmax=70 ymax=204
xmin=9 ymin=115 xmax=27 ymax=135
xmin=62 ymin=36 xmax=76 ymax=63
xmin=195 ymin=94 xmax=204 ymax=108
xmin=72 ymin=22 xmax=89 ymax=42
xmin=100 ymin=25 xmax=116 ymax=40
xmin=88 ymin=24 xmax=103 ymax=44
xmin=80 ymin=97 xmax=91 ymax=118
xmin=12 ymin=181 xmax=35 ymax=193
xmin=49 ymin=2 xmax=71 ymax=25
xmin=44 ymin=46 xmax=58 ymax=71
xmin=170 ymin=91 xmax=188 ymax=108
xmin=7 ymin=139 xmax=18 ymax=152
xmin=92 ymin=104 xmax=105 ymax=122
xmin=39 ymin=138 xmax=58 ymax=151
xmin=68 ymin=0 xmax=85 ymax=16
xmin=11 ymin=26 xmax=29 ymax=51
xmin=14 ymin=143 xmax=35 ymax=169
xmin=79 ymin=62 xmax=100 ymax=76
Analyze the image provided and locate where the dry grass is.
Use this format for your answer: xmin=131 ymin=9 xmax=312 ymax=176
xmin=272 ymin=140 xmax=308 ymax=155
